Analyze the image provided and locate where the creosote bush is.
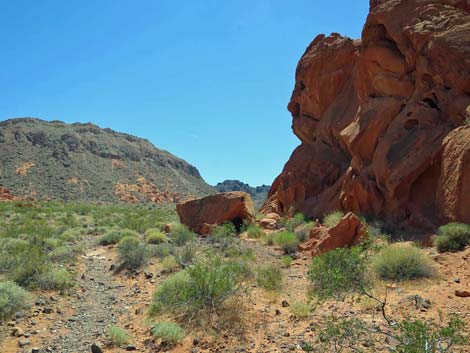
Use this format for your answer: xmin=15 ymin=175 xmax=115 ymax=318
xmin=108 ymin=326 xmax=130 ymax=346
xmin=117 ymin=236 xmax=147 ymax=270
xmin=323 ymin=210 xmax=344 ymax=228
xmin=152 ymin=322 xmax=185 ymax=346
xmin=289 ymin=301 xmax=313 ymax=319
xmin=373 ymin=244 xmax=435 ymax=281
xmin=435 ymin=222 xmax=470 ymax=253
xmin=256 ymin=264 xmax=282 ymax=292
xmin=161 ymin=255 xmax=179 ymax=273
xmin=308 ymin=246 xmax=368 ymax=300
xmin=273 ymin=231 xmax=299 ymax=254
xmin=285 ymin=213 xmax=306 ymax=232
xmin=0 ymin=281 xmax=30 ymax=321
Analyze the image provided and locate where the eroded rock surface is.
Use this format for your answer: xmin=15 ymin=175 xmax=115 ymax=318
xmin=176 ymin=192 xmax=255 ymax=235
xmin=263 ymin=0 xmax=470 ymax=229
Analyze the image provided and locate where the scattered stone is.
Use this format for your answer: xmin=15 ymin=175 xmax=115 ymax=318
xmin=126 ymin=345 xmax=137 ymax=351
xmin=454 ymin=278 xmax=461 ymax=283
xmin=31 ymin=348 xmax=40 ymax=353
xmin=18 ymin=339 xmax=30 ymax=347
xmin=144 ymin=270 xmax=153 ymax=279
xmin=455 ymin=290 xmax=470 ymax=298
xmin=281 ymin=300 xmax=290 ymax=307
xmin=11 ymin=326 xmax=24 ymax=337
xmin=91 ymin=343 xmax=103 ymax=353
xmin=43 ymin=307 xmax=53 ymax=314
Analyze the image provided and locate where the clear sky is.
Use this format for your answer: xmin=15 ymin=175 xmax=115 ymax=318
xmin=0 ymin=0 xmax=369 ymax=186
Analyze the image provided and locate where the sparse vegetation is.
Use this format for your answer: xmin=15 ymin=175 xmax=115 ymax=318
xmin=285 ymin=213 xmax=306 ymax=232
xmin=145 ymin=229 xmax=168 ymax=244
xmin=0 ymin=281 xmax=30 ymax=321
xmin=161 ymin=255 xmax=179 ymax=272
xmin=117 ymin=236 xmax=147 ymax=270
xmin=247 ymin=223 xmax=264 ymax=238
xmin=373 ymin=244 xmax=435 ymax=281
xmin=323 ymin=210 xmax=344 ymax=228
xmin=256 ymin=264 xmax=282 ymax=292
xmin=289 ymin=301 xmax=313 ymax=319
xmin=108 ymin=326 xmax=130 ymax=346
xmin=281 ymin=255 xmax=292 ymax=267
xmin=152 ymin=321 xmax=185 ymax=346
xmin=99 ymin=228 xmax=139 ymax=246
xmin=273 ymin=231 xmax=299 ymax=254
xmin=435 ymin=222 xmax=470 ymax=253
xmin=170 ymin=223 xmax=196 ymax=246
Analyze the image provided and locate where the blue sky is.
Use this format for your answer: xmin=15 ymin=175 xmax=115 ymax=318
xmin=0 ymin=0 xmax=368 ymax=186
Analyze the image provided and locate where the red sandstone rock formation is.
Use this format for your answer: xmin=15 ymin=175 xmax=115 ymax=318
xmin=298 ymin=212 xmax=366 ymax=256
xmin=263 ymin=0 xmax=470 ymax=229
xmin=0 ymin=187 xmax=15 ymax=201
xmin=176 ymin=192 xmax=255 ymax=235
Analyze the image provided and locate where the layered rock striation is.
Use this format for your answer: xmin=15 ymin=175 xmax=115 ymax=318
xmin=263 ymin=0 xmax=470 ymax=229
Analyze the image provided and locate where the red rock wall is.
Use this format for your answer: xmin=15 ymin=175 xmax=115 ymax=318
xmin=264 ymin=0 xmax=470 ymax=229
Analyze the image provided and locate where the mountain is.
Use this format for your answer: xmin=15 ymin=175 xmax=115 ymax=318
xmin=214 ymin=180 xmax=270 ymax=209
xmin=263 ymin=0 xmax=470 ymax=230
xmin=0 ymin=118 xmax=215 ymax=202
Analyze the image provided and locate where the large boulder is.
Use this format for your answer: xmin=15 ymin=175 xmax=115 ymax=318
xmin=298 ymin=212 xmax=366 ymax=256
xmin=176 ymin=192 xmax=255 ymax=235
xmin=263 ymin=0 xmax=470 ymax=230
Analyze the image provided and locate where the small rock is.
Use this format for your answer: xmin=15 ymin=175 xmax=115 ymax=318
xmin=454 ymin=278 xmax=461 ymax=283
xmin=43 ymin=308 xmax=53 ymax=314
xmin=281 ymin=300 xmax=290 ymax=307
xmin=385 ymin=335 xmax=400 ymax=348
xmin=91 ymin=343 xmax=103 ymax=353
xmin=32 ymin=348 xmax=40 ymax=353
xmin=11 ymin=327 xmax=23 ymax=337
xmin=18 ymin=339 xmax=30 ymax=347
xmin=275 ymin=309 xmax=281 ymax=315
xmin=144 ymin=270 xmax=153 ymax=279
xmin=126 ymin=345 xmax=137 ymax=351
xmin=455 ymin=290 xmax=470 ymax=298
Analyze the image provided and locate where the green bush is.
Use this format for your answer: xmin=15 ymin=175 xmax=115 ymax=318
xmin=274 ymin=231 xmax=299 ymax=254
xmin=170 ymin=224 xmax=196 ymax=246
xmin=0 ymin=281 xmax=30 ymax=321
xmin=117 ymin=236 xmax=147 ymax=270
xmin=323 ymin=211 xmax=344 ymax=228
xmin=147 ymin=243 xmax=173 ymax=259
xmin=308 ymin=246 xmax=368 ymax=300
xmin=281 ymin=255 xmax=292 ymax=267
xmin=174 ymin=242 xmax=197 ymax=268
xmin=373 ymin=244 xmax=435 ymax=281
xmin=98 ymin=229 xmax=138 ymax=246
xmin=146 ymin=229 xmax=168 ymax=244
xmin=152 ymin=322 xmax=185 ymax=346
xmin=151 ymin=257 xmax=250 ymax=316
xmin=108 ymin=326 xmax=130 ymax=346
xmin=435 ymin=222 xmax=470 ymax=253
xmin=161 ymin=255 xmax=179 ymax=272
xmin=256 ymin=265 xmax=282 ymax=292
xmin=289 ymin=301 xmax=314 ymax=319
xmin=285 ymin=213 xmax=306 ymax=232
xmin=36 ymin=266 xmax=73 ymax=290
xmin=246 ymin=224 xmax=264 ymax=239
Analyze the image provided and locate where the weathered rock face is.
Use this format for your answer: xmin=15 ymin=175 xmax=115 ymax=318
xmin=298 ymin=212 xmax=366 ymax=256
xmin=176 ymin=192 xmax=255 ymax=235
xmin=263 ymin=0 xmax=470 ymax=229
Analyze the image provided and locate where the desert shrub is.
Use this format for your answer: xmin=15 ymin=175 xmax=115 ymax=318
xmin=152 ymin=322 xmax=185 ymax=346
xmin=0 ymin=281 xmax=30 ymax=321
xmin=117 ymin=236 xmax=147 ymax=270
xmin=373 ymin=244 xmax=435 ymax=281
xmin=308 ymin=246 xmax=368 ymax=300
xmin=210 ymin=223 xmax=237 ymax=253
xmin=36 ymin=266 xmax=73 ymax=290
xmin=285 ymin=213 xmax=306 ymax=232
xmin=10 ymin=246 xmax=49 ymax=288
xmin=295 ymin=222 xmax=313 ymax=242
xmin=264 ymin=233 xmax=275 ymax=246
xmin=273 ymin=231 xmax=298 ymax=254
xmin=318 ymin=316 xmax=369 ymax=351
xmin=146 ymin=229 xmax=168 ymax=244
xmin=246 ymin=224 xmax=264 ymax=239
xmin=174 ymin=242 xmax=197 ymax=268
xmin=256 ymin=264 xmax=282 ymax=292
xmin=323 ymin=210 xmax=344 ymax=228
xmin=151 ymin=257 xmax=250 ymax=316
xmin=48 ymin=245 xmax=79 ymax=262
xmin=395 ymin=316 xmax=467 ymax=353
xmin=98 ymin=229 xmax=138 ymax=246
xmin=108 ymin=326 xmax=130 ymax=346
xmin=289 ymin=301 xmax=314 ymax=319
xmin=435 ymin=222 xmax=470 ymax=253
xmin=147 ymin=243 xmax=173 ymax=259
xmin=161 ymin=255 xmax=179 ymax=273
xmin=170 ymin=224 xmax=196 ymax=246
xmin=281 ymin=255 xmax=292 ymax=267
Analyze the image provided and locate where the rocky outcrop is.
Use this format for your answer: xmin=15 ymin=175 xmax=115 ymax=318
xmin=0 ymin=187 xmax=15 ymax=201
xmin=263 ymin=0 xmax=470 ymax=229
xmin=176 ymin=192 xmax=255 ymax=235
xmin=298 ymin=212 xmax=366 ymax=256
